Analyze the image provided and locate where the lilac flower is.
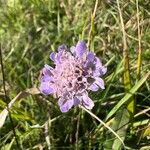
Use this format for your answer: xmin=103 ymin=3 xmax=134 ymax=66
xmin=39 ymin=40 xmax=107 ymax=112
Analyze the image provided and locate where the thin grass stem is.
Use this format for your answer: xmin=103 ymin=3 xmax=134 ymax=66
xmin=80 ymin=105 xmax=126 ymax=149
xmin=116 ymin=0 xmax=135 ymax=115
xmin=87 ymin=0 xmax=99 ymax=48
xmin=136 ymin=0 xmax=142 ymax=80
xmin=0 ymin=43 xmax=20 ymax=149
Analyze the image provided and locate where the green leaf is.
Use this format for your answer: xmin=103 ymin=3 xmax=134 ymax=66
xmin=104 ymin=108 xmax=130 ymax=150
xmin=1 ymin=138 xmax=15 ymax=150
xmin=106 ymin=72 xmax=150 ymax=121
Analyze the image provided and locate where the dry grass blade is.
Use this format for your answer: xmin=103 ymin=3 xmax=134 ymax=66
xmin=136 ymin=0 xmax=142 ymax=80
xmin=87 ymin=0 xmax=99 ymax=47
xmin=135 ymin=107 xmax=150 ymax=118
xmin=80 ymin=105 xmax=126 ymax=149
xmin=116 ymin=0 xmax=135 ymax=116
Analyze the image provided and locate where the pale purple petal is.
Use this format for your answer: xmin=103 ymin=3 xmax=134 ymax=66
xmin=84 ymin=61 xmax=95 ymax=71
xmin=42 ymin=64 xmax=53 ymax=76
xmin=100 ymin=66 xmax=107 ymax=75
xmin=50 ymin=52 xmax=56 ymax=61
xmin=73 ymin=97 xmax=80 ymax=106
xmin=58 ymin=44 xmax=67 ymax=51
xmin=95 ymin=77 xmax=105 ymax=89
xmin=41 ymin=75 xmax=53 ymax=82
xmin=87 ymin=52 xmax=95 ymax=62
xmin=95 ymin=57 xmax=102 ymax=67
xmin=82 ymin=93 xmax=94 ymax=109
xmin=93 ymin=66 xmax=107 ymax=77
xmin=58 ymin=98 xmax=74 ymax=112
xmin=55 ymin=53 xmax=62 ymax=64
xmin=70 ymin=46 xmax=76 ymax=55
xmin=39 ymin=82 xmax=54 ymax=95
xmin=93 ymin=68 xmax=100 ymax=77
xmin=89 ymin=83 xmax=99 ymax=91
xmin=44 ymin=64 xmax=53 ymax=70
xmin=75 ymin=40 xmax=87 ymax=57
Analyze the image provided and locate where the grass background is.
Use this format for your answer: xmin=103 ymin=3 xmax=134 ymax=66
xmin=0 ymin=0 xmax=150 ymax=149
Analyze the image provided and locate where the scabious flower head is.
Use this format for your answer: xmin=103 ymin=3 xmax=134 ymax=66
xmin=39 ymin=41 xmax=107 ymax=112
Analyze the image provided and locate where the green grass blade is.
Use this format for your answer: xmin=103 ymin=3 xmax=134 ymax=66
xmin=104 ymin=108 xmax=130 ymax=150
xmin=106 ymin=72 xmax=150 ymax=121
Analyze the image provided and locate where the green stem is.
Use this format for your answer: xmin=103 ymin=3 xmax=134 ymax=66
xmin=80 ymin=105 xmax=126 ymax=149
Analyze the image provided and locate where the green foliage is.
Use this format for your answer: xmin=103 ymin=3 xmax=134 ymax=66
xmin=0 ymin=0 xmax=150 ymax=149
xmin=104 ymin=108 xmax=130 ymax=150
